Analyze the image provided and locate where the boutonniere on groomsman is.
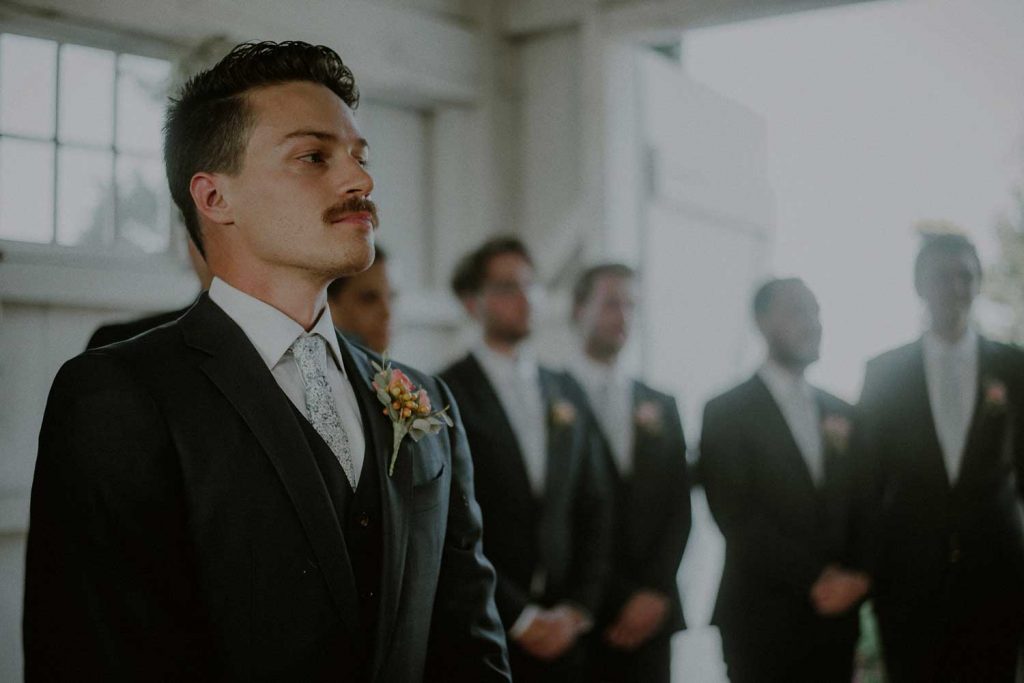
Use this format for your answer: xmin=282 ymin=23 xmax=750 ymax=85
xmin=701 ymin=278 xmax=868 ymax=683
xmin=442 ymin=238 xmax=613 ymax=682
xmin=853 ymin=231 xmax=1024 ymax=682
xmin=567 ymin=263 xmax=690 ymax=683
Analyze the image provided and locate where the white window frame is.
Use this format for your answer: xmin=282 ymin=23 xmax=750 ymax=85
xmin=0 ymin=14 xmax=196 ymax=312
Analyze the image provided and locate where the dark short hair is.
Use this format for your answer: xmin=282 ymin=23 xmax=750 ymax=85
xmin=164 ymin=40 xmax=360 ymax=256
xmin=752 ymin=277 xmax=806 ymax=319
xmin=451 ymin=236 xmax=533 ymax=298
xmin=913 ymin=233 xmax=981 ymax=285
xmin=327 ymin=246 xmax=388 ymax=299
xmin=572 ymin=263 xmax=636 ymax=310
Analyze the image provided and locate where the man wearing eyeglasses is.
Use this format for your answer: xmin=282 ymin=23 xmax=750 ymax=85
xmin=441 ymin=236 xmax=613 ymax=682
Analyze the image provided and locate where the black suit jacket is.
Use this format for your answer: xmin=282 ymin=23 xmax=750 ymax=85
xmin=701 ymin=375 xmax=859 ymax=637
xmin=440 ymin=354 xmax=613 ymax=627
xmin=86 ymin=303 xmax=196 ymax=349
xmin=599 ymin=381 xmax=690 ymax=634
xmin=24 ymin=294 xmax=510 ymax=682
xmin=853 ymin=337 xmax=1024 ymax=630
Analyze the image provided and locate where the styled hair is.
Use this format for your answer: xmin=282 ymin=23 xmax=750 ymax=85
xmin=450 ymin=236 xmax=533 ymax=298
xmin=327 ymin=246 xmax=388 ymax=299
xmin=752 ymin=277 xmax=806 ymax=319
xmin=913 ymin=232 xmax=981 ymax=285
xmin=572 ymin=263 xmax=636 ymax=310
xmin=164 ymin=40 xmax=359 ymax=256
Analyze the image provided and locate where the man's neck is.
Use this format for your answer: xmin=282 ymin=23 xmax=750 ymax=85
xmin=767 ymin=355 xmax=807 ymax=380
xmin=213 ymin=269 xmax=328 ymax=331
xmin=929 ymin=320 xmax=970 ymax=345
xmin=483 ymin=335 xmax=523 ymax=359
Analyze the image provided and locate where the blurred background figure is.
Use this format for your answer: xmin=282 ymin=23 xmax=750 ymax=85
xmin=86 ymin=238 xmax=211 ymax=348
xmin=440 ymin=237 xmax=612 ymax=682
xmin=568 ymin=263 xmax=691 ymax=683
xmin=327 ymin=245 xmax=395 ymax=354
xmin=853 ymin=232 xmax=1024 ymax=683
xmin=700 ymin=278 xmax=868 ymax=683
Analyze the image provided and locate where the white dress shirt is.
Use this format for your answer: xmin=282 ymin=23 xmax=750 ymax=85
xmin=758 ymin=360 xmax=824 ymax=486
xmin=922 ymin=329 xmax=978 ymax=484
xmin=209 ymin=277 xmax=366 ymax=483
xmin=472 ymin=343 xmax=548 ymax=496
xmin=569 ymin=352 xmax=635 ymax=476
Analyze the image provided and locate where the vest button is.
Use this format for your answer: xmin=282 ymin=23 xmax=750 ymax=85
xmin=358 ymin=512 xmax=370 ymax=528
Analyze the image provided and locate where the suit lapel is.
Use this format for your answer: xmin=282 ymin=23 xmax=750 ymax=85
xmin=179 ymin=295 xmax=363 ymax=639
xmin=339 ymin=339 xmax=411 ymax=678
xmin=539 ymin=369 xmax=573 ymax=510
xmin=905 ymin=341 xmax=953 ymax=490
xmin=956 ymin=337 xmax=1007 ymax=489
xmin=464 ymin=354 xmax=537 ymax=501
xmin=750 ymin=375 xmax=817 ymax=493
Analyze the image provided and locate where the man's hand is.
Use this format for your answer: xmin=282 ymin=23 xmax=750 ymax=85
xmin=516 ymin=605 xmax=589 ymax=660
xmin=604 ymin=590 xmax=670 ymax=651
xmin=810 ymin=565 xmax=871 ymax=616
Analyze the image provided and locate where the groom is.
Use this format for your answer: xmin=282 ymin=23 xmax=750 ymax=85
xmin=23 ymin=41 xmax=510 ymax=682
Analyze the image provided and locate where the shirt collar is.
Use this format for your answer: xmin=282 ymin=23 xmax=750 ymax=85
xmin=759 ymin=358 xmax=813 ymax=401
xmin=472 ymin=340 xmax=537 ymax=383
xmin=923 ymin=327 xmax=978 ymax=361
xmin=209 ymin=277 xmax=344 ymax=373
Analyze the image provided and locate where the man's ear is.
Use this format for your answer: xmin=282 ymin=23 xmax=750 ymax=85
xmin=189 ymin=172 xmax=233 ymax=227
xmin=461 ymin=294 xmax=480 ymax=320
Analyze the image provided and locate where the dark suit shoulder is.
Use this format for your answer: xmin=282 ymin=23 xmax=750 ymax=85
xmin=815 ymin=387 xmax=853 ymax=415
xmin=704 ymin=376 xmax=761 ymax=416
xmin=633 ymin=379 xmax=677 ymax=408
xmin=86 ymin=306 xmax=191 ymax=350
xmin=867 ymin=340 xmax=921 ymax=374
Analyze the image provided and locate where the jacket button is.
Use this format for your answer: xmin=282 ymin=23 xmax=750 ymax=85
xmin=358 ymin=512 xmax=370 ymax=528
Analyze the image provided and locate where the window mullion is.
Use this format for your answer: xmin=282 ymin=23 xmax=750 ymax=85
xmin=111 ymin=52 xmax=120 ymax=246
xmin=50 ymin=41 xmax=61 ymax=245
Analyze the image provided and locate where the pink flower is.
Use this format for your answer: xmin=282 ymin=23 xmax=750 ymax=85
xmin=416 ymin=388 xmax=432 ymax=415
xmin=551 ymin=400 xmax=577 ymax=427
xmin=985 ymin=380 xmax=1007 ymax=408
xmin=388 ymin=368 xmax=415 ymax=396
xmin=634 ymin=401 xmax=663 ymax=433
xmin=822 ymin=414 xmax=852 ymax=452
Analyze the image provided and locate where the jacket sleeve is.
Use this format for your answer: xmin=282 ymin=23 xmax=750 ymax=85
xmin=23 ymin=353 xmax=213 ymax=681
xmin=636 ymin=397 xmax=691 ymax=596
xmin=700 ymin=397 xmax=826 ymax=597
xmin=423 ymin=380 xmax=512 ymax=682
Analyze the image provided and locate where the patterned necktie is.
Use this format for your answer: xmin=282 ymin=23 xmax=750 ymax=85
xmin=290 ymin=334 xmax=357 ymax=489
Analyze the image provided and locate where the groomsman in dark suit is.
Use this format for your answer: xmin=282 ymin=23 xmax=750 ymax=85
xmin=441 ymin=237 xmax=613 ymax=682
xmin=24 ymin=41 xmax=509 ymax=682
xmin=701 ymin=278 xmax=869 ymax=683
xmin=567 ymin=263 xmax=690 ymax=683
xmin=853 ymin=233 xmax=1024 ymax=682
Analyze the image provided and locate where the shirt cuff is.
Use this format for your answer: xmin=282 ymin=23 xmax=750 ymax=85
xmin=509 ymin=604 xmax=542 ymax=639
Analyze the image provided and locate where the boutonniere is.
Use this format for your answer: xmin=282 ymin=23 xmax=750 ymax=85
xmin=821 ymin=414 xmax=852 ymax=453
xmin=983 ymin=378 xmax=1008 ymax=414
xmin=551 ymin=400 xmax=577 ymax=427
xmin=372 ymin=357 xmax=453 ymax=477
xmin=634 ymin=400 xmax=664 ymax=435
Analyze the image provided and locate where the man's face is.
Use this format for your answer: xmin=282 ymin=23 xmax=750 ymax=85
xmin=469 ymin=252 xmax=536 ymax=344
xmin=328 ymin=259 xmax=395 ymax=354
xmin=215 ymin=81 xmax=378 ymax=282
xmin=575 ymin=274 xmax=637 ymax=360
xmin=916 ymin=249 xmax=980 ymax=330
xmin=759 ymin=282 xmax=822 ymax=369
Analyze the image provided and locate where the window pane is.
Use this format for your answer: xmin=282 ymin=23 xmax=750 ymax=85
xmin=117 ymin=154 xmax=169 ymax=253
xmin=116 ymin=54 xmax=170 ymax=154
xmin=56 ymin=146 xmax=114 ymax=247
xmin=0 ymin=34 xmax=57 ymax=138
xmin=0 ymin=138 xmax=54 ymax=242
xmin=59 ymin=44 xmax=115 ymax=146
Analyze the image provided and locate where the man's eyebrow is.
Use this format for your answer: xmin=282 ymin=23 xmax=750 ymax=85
xmin=281 ymin=130 xmax=369 ymax=150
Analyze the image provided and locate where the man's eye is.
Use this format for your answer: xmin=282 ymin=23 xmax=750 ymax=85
xmin=356 ymin=157 xmax=370 ymax=168
xmin=299 ymin=152 xmax=325 ymax=164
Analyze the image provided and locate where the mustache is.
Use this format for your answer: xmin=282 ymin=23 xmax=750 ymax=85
xmin=323 ymin=196 xmax=379 ymax=228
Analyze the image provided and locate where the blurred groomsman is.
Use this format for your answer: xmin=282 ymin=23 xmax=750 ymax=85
xmin=328 ymin=246 xmax=395 ymax=354
xmin=854 ymin=233 xmax=1024 ymax=682
xmin=441 ymin=237 xmax=613 ymax=682
xmin=701 ymin=278 xmax=868 ymax=683
xmin=568 ymin=264 xmax=690 ymax=683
